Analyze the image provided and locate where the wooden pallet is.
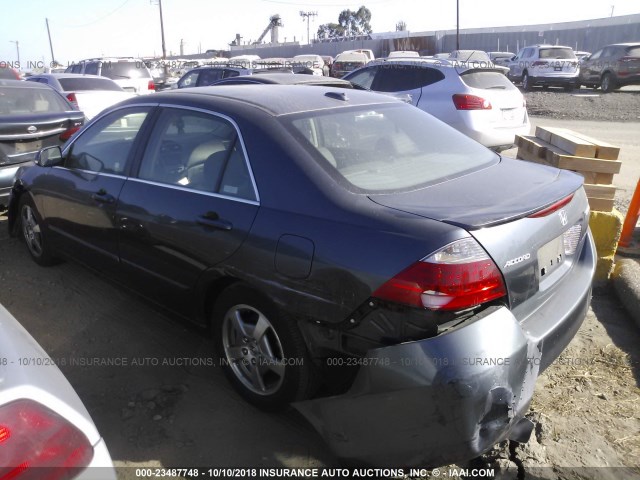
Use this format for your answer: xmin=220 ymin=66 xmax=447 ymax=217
xmin=515 ymin=127 xmax=621 ymax=212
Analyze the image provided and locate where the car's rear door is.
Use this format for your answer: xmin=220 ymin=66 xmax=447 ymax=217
xmin=115 ymin=106 xmax=259 ymax=315
xmin=41 ymin=106 xmax=153 ymax=274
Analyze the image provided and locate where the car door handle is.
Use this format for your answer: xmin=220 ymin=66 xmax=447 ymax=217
xmin=91 ymin=189 xmax=115 ymax=204
xmin=197 ymin=211 xmax=232 ymax=231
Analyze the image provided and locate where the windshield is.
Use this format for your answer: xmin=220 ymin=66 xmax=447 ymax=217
xmin=285 ymin=104 xmax=497 ymax=193
xmin=0 ymin=86 xmax=71 ymax=114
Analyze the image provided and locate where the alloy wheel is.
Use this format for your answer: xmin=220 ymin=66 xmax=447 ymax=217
xmin=21 ymin=205 xmax=43 ymax=258
xmin=222 ymin=304 xmax=286 ymax=396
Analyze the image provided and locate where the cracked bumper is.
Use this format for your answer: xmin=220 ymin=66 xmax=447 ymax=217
xmin=295 ymin=233 xmax=595 ymax=467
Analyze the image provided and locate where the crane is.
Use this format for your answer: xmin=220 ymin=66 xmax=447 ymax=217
xmin=254 ymin=15 xmax=283 ymax=45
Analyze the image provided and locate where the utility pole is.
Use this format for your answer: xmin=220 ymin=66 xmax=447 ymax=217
xmin=46 ymin=19 xmax=56 ymax=65
xmin=610 ymin=5 xmax=615 ymax=17
xmin=9 ymin=41 xmax=19 ymax=65
xmin=151 ymin=0 xmax=168 ymax=80
xmin=299 ymin=11 xmax=317 ymax=45
xmin=456 ymin=0 xmax=460 ymax=50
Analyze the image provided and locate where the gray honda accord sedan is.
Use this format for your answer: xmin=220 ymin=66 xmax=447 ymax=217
xmin=8 ymin=85 xmax=595 ymax=467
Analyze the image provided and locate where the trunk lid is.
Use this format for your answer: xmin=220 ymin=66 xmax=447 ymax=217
xmin=0 ymin=113 xmax=84 ymax=165
xmin=369 ymin=158 xmax=590 ymax=308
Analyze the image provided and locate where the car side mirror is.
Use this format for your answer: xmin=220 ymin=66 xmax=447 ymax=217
xmin=36 ymin=146 xmax=63 ymax=167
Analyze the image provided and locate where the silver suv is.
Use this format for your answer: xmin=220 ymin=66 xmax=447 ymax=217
xmin=65 ymin=58 xmax=155 ymax=94
xmin=507 ymin=45 xmax=579 ymax=91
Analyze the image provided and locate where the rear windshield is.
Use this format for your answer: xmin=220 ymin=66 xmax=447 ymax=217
xmin=100 ymin=61 xmax=151 ymax=79
xmin=0 ymin=86 xmax=71 ymax=114
xmin=539 ymin=48 xmax=576 ymax=59
xmin=59 ymin=77 xmax=123 ymax=92
xmin=460 ymin=71 xmax=515 ymax=90
xmin=285 ymin=104 xmax=497 ymax=193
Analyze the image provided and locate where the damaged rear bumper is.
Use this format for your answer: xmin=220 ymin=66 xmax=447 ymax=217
xmin=294 ymin=232 xmax=595 ymax=467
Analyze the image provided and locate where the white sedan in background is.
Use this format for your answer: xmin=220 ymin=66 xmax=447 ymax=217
xmin=0 ymin=303 xmax=115 ymax=479
xmin=26 ymin=74 xmax=135 ymax=120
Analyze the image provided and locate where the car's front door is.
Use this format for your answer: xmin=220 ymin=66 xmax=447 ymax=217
xmin=116 ymin=106 xmax=259 ymax=315
xmin=41 ymin=107 xmax=153 ymax=273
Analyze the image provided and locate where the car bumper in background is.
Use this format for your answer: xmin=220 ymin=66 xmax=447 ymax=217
xmin=530 ymin=75 xmax=580 ymax=87
xmin=295 ymin=232 xmax=595 ymax=468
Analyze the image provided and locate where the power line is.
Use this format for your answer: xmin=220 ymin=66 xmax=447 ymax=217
xmin=58 ymin=0 xmax=133 ymax=28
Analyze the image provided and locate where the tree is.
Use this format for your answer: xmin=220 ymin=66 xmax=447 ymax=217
xmin=317 ymin=5 xmax=372 ymax=40
xmin=317 ymin=22 xmax=345 ymax=40
xmin=396 ymin=20 xmax=407 ymax=32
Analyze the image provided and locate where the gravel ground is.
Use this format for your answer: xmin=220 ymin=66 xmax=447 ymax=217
xmin=524 ymin=87 xmax=640 ymax=122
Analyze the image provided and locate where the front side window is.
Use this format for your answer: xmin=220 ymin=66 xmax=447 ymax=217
xmin=84 ymin=62 xmax=99 ymax=75
xmin=197 ymin=69 xmax=224 ymax=86
xmin=65 ymin=108 xmax=150 ymax=174
xmin=137 ymin=108 xmax=256 ymax=201
xmin=179 ymin=71 xmax=199 ymax=88
xmin=284 ymin=104 xmax=497 ymax=193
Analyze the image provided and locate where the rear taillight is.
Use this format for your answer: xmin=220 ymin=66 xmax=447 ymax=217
xmin=65 ymin=93 xmax=78 ymax=110
xmin=60 ymin=126 xmax=81 ymax=142
xmin=528 ymin=193 xmax=574 ymax=218
xmin=373 ymin=238 xmax=507 ymax=311
xmin=452 ymin=94 xmax=492 ymax=110
xmin=0 ymin=399 xmax=93 ymax=479
xmin=148 ymin=80 xmax=155 ymax=91
xmin=532 ymin=61 xmax=548 ymax=67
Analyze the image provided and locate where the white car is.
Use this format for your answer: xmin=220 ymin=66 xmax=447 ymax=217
xmin=507 ymin=45 xmax=580 ymax=91
xmin=344 ymin=58 xmax=530 ymax=150
xmin=66 ymin=58 xmax=156 ymax=94
xmin=292 ymin=54 xmax=327 ymax=75
xmin=26 ymin=74 xmax=136 ymax=120
xmin=388 ymin=50 xmax=420 ymax=58
xmin=0 ymin=303 xmax=115 ymax=479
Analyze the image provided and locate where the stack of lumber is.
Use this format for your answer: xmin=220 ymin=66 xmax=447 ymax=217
xmin=515 ymin=126 xmax=621 ymax=212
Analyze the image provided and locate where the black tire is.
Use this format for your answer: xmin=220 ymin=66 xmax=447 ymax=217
xmin=19 ymin=195 xmax=59 ymax=266
xmin=212 ymin=284 xmax=317 ymax=410
xmin=522 ymin=72 xmax=533 ymax=91
xmin=601 ymin=73 xmax=616 ymax=93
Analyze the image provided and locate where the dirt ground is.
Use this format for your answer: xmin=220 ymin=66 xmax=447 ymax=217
xmin=1 ymin=98 xmax=639 ymax=479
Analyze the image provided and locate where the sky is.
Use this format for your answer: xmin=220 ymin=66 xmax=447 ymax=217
xmin=1 ymin=0 xmax=639 ymax=68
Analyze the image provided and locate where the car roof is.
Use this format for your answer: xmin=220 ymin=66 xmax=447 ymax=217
xmin=30 ymin=73 xmax=112 ymax=80
xmin=604 ymin=42 xmax=640 ymax=47
xmin=214 ymin=73 xmax=353 ymax=86
xmin=152 ymin=84 xmax=399 ymax=116
xmin=0 ymin=79 xmax=51 ymax=89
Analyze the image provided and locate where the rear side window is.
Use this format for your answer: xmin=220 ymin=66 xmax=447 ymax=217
xmin=66 ymin=108 xmax=150 ymax=174
xmin=59 ymin=78 xmax=123 ymax=92
xmin=539 ymin=48 xmax=575 ymax=59
xmin=84 ymin=63 xmax=99 ymax=75
xmin=197 ymin=69 xmax=224 ymax=86
xmin=373 ymin=65 xmax=444 ymax=92
xmin=0 ymin=86 xmax=71 ymax=114
xmin=460 ymin=71 xmax=515 ymax=90
xmin=625 ymin=46 xmax=640 ymax=57
xmin=137 ymin=109 xmax=256 ymax=201
xmin=179 ymin=71 xmax=199 ymax=88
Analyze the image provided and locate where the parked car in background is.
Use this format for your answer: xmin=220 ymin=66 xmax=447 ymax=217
xmin=578 ymin=42 xmax=640 ymax=92
xmin=344 ymin=58 xmax=530 ymax=150
xmin=0 ymin=66 xmax=21 ymax=80
xmin=209 ymin=72 xmax=362 ymax=88
xmin=388 ymin=50 xmax=420 ymax=58
xmin=449 ymin=50 xmax=510 ymax=74
xmin=175 ymin=65 xmax=250 ymax=88
xmin=65 ymin=57 xmax=155 ymax=94
xmin=8 ymin=84 xmax=595 ymax=468
xmin=292 ymin=54 xmax=327 ymax=75
xmin=488 ymin=51 xmax=516 ymax=67
xmin=345 ymin=48 xmax=375 ymax=61
xmin=331 ymin=51 xmax=369 ymax=77
xmin=433 ymin=53 xmax=450 ymax=59
xmin=574 ymin=51 xmax=591 ymax=63
xmin=26 ymin=74 xmax=135 ymax=120
xmin=507 ymin=45 xmax=579 ymax=91
xmin=0 ymin=303 xmax=115 ymax=479
xmin=0 ymin=79 xmax=84 ymax=208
